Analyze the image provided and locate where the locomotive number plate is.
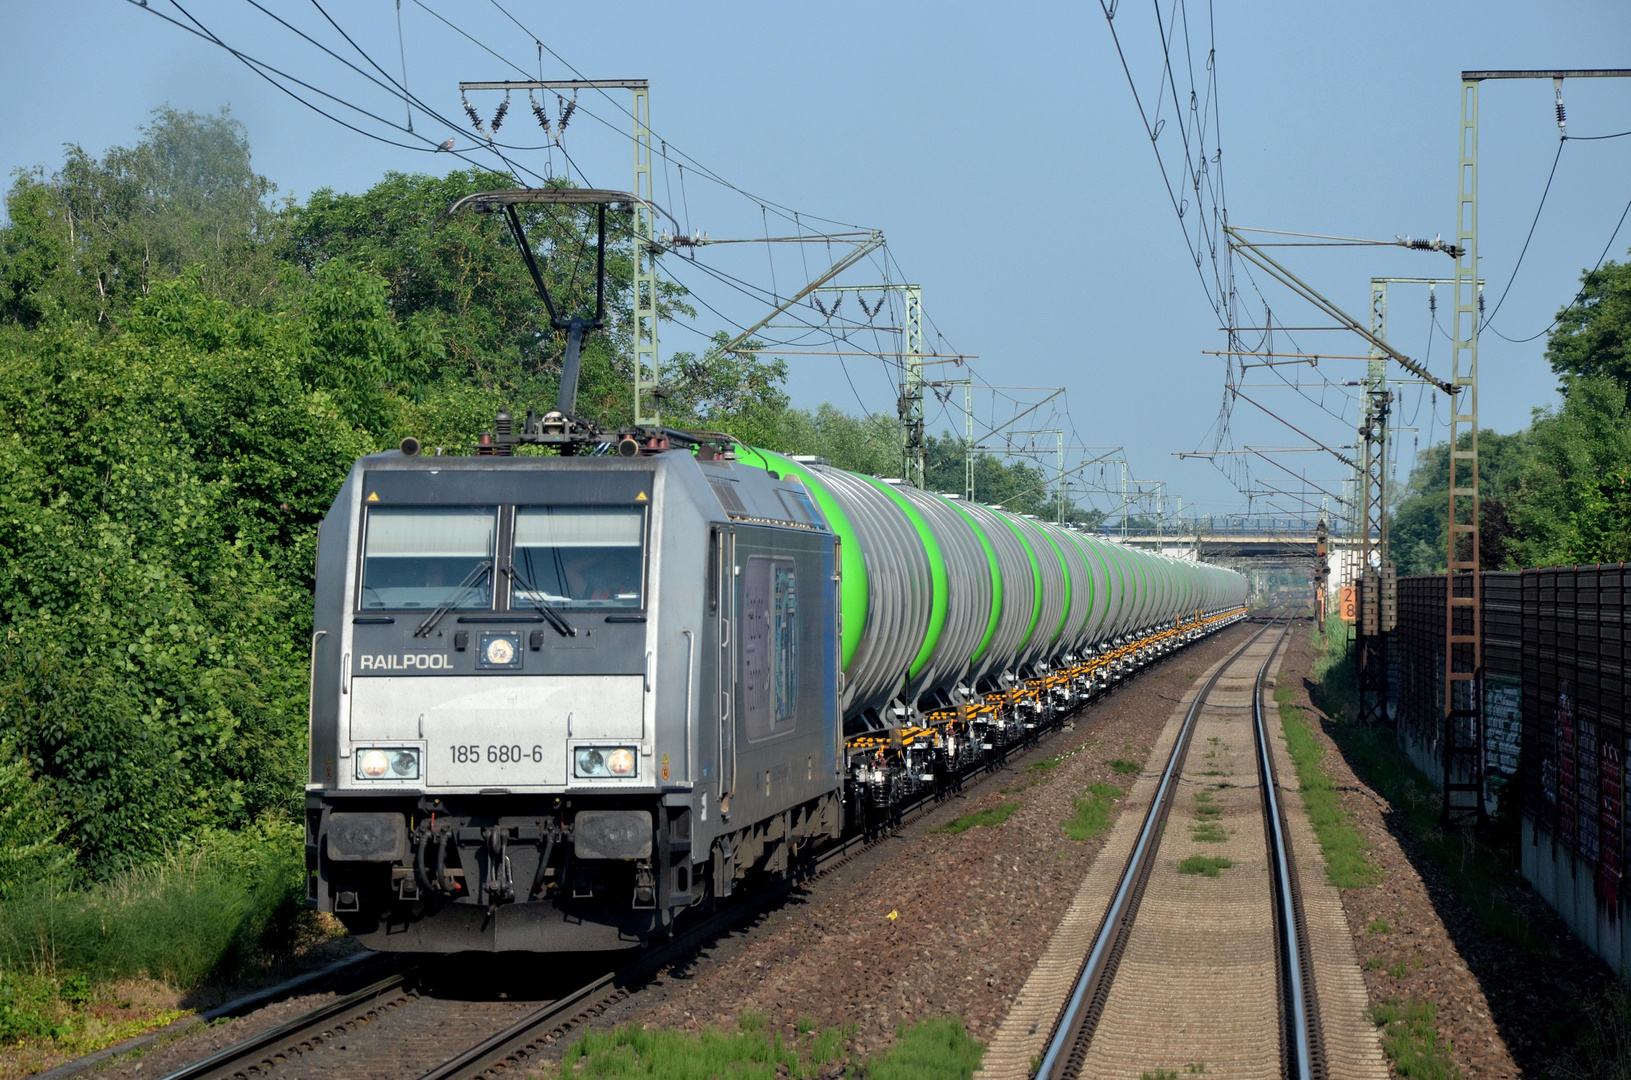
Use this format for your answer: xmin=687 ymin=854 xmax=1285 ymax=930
xmin=426 ymin=714 xmax=563 ymax=786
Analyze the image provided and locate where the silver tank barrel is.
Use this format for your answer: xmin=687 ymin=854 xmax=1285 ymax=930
xmin=741 ymin=451 xmax=1247 ymax=724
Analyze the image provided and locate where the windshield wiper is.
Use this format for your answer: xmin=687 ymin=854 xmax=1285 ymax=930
xmin=414 ymin=560 xmax=494 ymax=638
xmin=503 ymin=565 xmax=578 ymax=637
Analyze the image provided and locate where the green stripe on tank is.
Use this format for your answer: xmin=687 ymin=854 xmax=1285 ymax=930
xmin=1038 ymin=528 xmax=1072 ymax=644
xmin=1107 ymin=543 xmax=1129 ymax=631
xmin=995 ymin=513 xmax=1043 ymax=650
xmin=738 ymin=447 xmax=867 ymax=670
xmin=859 ymin=477 xmax=947 ymax=680
xmin=1068 ymin=532 xmax=1098 ymax=639
xmin=950 ymin=503 xmax=1002 ymax=664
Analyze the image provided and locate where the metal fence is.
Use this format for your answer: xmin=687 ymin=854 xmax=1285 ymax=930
xmin=1522 ymin=565 xmax=1628 ymax=911
xmin=1386 ymin=565 xmax=1629 ymax=962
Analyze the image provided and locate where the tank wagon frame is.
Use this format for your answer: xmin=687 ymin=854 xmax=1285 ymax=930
xmin=306 ymin=430 xmax=1246 ymax=954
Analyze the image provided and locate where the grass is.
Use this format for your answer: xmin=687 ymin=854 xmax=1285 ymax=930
xmin=1368 ymin=998 xmax=1461 ymax=1079
xmin=1368 ymin=918 xmax=1391 ymax=935
xmin=555 ymin=1015 xmax=854 ymax=1079
xmin=1190 ymin=790 xmax=1226 ymax=843
xmin=1108 ymin=758 xmax=1139 ymax=775
xmin=1024 ymin=758 xmax=1060 ymax=774
xmin=1177 ymin=855 xmax=1234 ymax=878
xmin=933 ymin=800 xmax=1022 ymax=835
xmin=1063 ymin=783 xmax=1124 ymax=842
xmin=0 ymin=821 xmax=307 ymax=989
xmin=1308 ymin=626 xmax=1553 ymax=955
xmin=867 ymin=1016 xmax=984 ymax=1080
xmin=1274 ymin=682 xmax=1380 ymax=889
xmin=0 ymin=819 xmax=320 ymax=1060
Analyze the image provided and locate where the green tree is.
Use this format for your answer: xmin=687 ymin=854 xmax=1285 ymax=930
xmin=662 ymin=333 xmax=792 ymax=450
xmin=281 ymin=171 xmax=692 ymax=431
xmin=0 ymin=107 xmax=280 ymax=327
xmin=1508 ymin=374 xmax=1631 ymax=567
xmin=1388 ymin=428 xmax=1534 ymax=574
xmin=0 ymin=277 xmax=378 ymax=871
xmin=1546 ymin=258 xmax=1631 ymax=397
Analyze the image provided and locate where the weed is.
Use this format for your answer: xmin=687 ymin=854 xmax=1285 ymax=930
xmin=1369 ymin=919 xmax=1391 ymax=935
xmin=1025 ymin=759 xmax=1060 ymax=774
xmin=1142 ymin=1071 xmax=1178 ymax=1080
xmin=1368 ymin=998 xmax=1460 ymax=1079
xmin=1364 ymin=957 xmax=1384 ymax=970
xmin=0 ymin=819 xmax=308 ymax=991
xmin=1190 ymin=823 xmax=1227 ymax=843
xmin=1178 ymin=856 xmax=1234 ymax=877
xmin=1108 ymin=758 xmax=1139 ymax=775
xmin=1063 ymin=784 xmax=1124 ymax=842
xmin=739 ymin=1010 xmax=767 ymax=1032
xmin=1185 ymin=1066 xmax=1207 ymax=1076
xmin=933 ymin=801 xmax=1022 ymax=835
xmin=1388 ymin=961 xmax=1409 ymax=979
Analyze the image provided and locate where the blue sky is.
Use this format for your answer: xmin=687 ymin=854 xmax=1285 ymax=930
xmin=5 ymin=1 xmax=1629 ymax=519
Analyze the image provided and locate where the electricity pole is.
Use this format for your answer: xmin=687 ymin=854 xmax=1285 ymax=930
xmin=795 ymin=281 xmax=925 ymax=486
xmin=903 ymin=285 xmax=924 ymax=487
xmin=1356 ymin=280 xmax=1394 ymax=725
xmin=1444 ymin=68 xmax=1631 ymax=824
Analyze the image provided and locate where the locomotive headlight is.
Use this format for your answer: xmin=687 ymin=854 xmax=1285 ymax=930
xmin=355 ymin=747 xmax=420 ymax=781
xmin=574 ymin=746 xmax=638 ymax=779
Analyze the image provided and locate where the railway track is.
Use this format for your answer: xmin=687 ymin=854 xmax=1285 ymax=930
xmin=74 ymin=619 xmax=1248 ymax=1080
xmin=1032 ymin=614 xmax=1322 ymax=1080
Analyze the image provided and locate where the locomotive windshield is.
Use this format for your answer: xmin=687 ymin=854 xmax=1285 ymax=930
xmin=513 ymin=506 xmax=645 ymax=610
xmin=360 ymin=507 xmax=496 ymax=610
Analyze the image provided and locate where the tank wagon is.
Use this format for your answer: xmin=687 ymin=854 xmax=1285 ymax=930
xmin=305 ymin=434 xmax=1247 ymax=953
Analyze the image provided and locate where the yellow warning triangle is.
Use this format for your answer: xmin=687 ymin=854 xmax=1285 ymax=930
xmin=635 ymin=492 xmax=648 ymax=502
xmin=366 ymin=492 xmax=380 ymax=502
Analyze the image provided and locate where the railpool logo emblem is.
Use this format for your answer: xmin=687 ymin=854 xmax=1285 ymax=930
xmin=358 ymin=653 xmax=453 ymax=671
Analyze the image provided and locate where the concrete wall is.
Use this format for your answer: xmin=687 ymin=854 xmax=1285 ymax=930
xmin=1522 ymin=816 xmax=1627 ymax=977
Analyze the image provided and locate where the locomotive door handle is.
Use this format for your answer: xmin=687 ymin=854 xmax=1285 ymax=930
xmin=681 ymin=630 xmax=696 ymax=784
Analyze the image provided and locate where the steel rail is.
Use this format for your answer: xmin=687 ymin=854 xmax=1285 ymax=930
xmin=150 ymin=971 xmax=413 ymax=1080
xmin=1253 ymin=621 xmax=1323 ymax=1079
xmin=1034 ymin=614 xmax=1288 ymax=1080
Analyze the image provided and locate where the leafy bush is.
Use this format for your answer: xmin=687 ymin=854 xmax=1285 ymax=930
xmin=0 ymin=819 xmax=303 ymax=989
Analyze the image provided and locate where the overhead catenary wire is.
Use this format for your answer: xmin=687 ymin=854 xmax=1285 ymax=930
xmin=1487 ymin=187 xmax=1631 ymax=344
xmin=125 ymin=0 xmax=528 ymax=181
xmin=1480 ymin=137 xmax=1565 ymax=333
